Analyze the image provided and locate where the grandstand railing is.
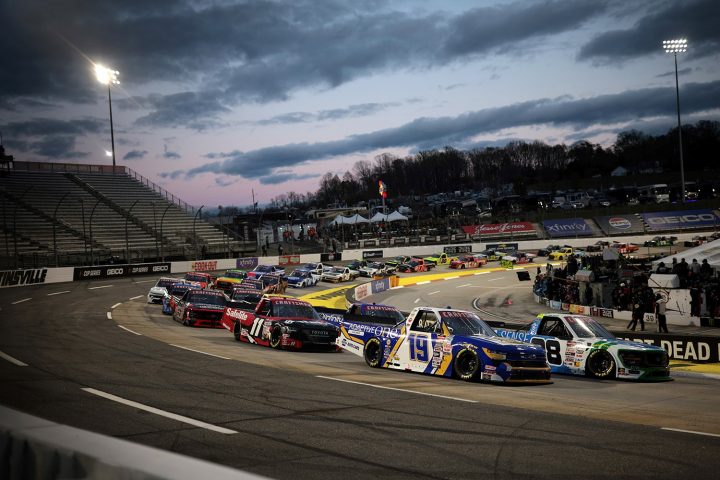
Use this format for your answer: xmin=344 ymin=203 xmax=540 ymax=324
xmin=125 ymin=167 xmax=196 ymax=215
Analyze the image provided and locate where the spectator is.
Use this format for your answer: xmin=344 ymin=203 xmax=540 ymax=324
xmin=261 ymin=245 xmax=268 ymax=256
xmin=627 ymin=293 xmax=645 ymax=331
xmin=690 ymin=258 xmax=701 ymax=278
xmin=655 ymin=261 xmax=668 ymax=274
xmin=278 ymin=244 xmax=284 ymax=256
xmin=655 ymin=293 xmax=669 ymax=333
xmin=689 ymin=283 xmax=702 ymax=316
xmin=700 ymin=259 xmax=713 ymax=280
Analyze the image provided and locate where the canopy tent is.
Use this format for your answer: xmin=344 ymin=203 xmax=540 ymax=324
xmin=369 ymin=210 xmax=409 ymax=223
xmin=652 ymin=238 xmax=720 ymax=270
xmin=329 ymin=213 xmax=369 ymax=225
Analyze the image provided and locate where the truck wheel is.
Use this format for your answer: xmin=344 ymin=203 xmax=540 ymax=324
xmin=363 ymin=338 xmax=383 ymax=368
xmin=233 ymin=322 xmax=242 ymax=341
xmin=454 ymin=348 xmax=481 ymax=381
xmin=269 ymin=327 xmax=283 ymax=349
xmin=586 ymin=350 xmax=616 ymax=379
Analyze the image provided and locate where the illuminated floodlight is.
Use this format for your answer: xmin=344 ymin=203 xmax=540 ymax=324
xmin=94 ymin=64 xmax=120 ymax=85
xmin=662 ymin=38 xmax=687 ymax=53
xmin=105 ymin=150 xmax=112 ymax=157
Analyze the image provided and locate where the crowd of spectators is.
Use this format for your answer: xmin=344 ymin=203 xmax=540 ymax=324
xmin=533 ymin=250 xmax=720 ymax=321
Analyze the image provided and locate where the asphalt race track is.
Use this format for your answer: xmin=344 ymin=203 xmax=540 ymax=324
xmin=1 ymin=272 xmax=720 ymax=479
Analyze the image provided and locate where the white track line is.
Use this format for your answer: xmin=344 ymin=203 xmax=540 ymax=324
xmin=111 ymin=303 xmax=122 ymax=309
xmin=457 ymin=284 xmax=473 ymax=288
xmin=428 ymin=290 xmax=441 ymax=295
xmin=0 ymin=350 xmax=28 ymax=367
xmin=134 ymin=279 xmax=156 ymax=284
xmin=445 ymin=276 xmax=459 ymax=280
xmin=47 ymin=291 xmax=70 ymax=296
xmin=661 ymin=427 xmax=720 ymax=438
xmin=390 ymin=286 xmax=404 ymax=289
xmin=118 ymin=325 xmax=142 ymax=335
xmin=81 ymin=388 xmax=237 ymax=434
xmin=170 ymin=344 xmax=231 ymax=360
xmin=416 ymin=281 xmax=431 ymax=285
xmin=89 ymin=285 xmax=113 ymax=290
xmin=473 ymin=271 xmax=490 ymax=275
xmin=414 ymin=298 xmax=421 ymax=304
xmin=129 ymin=295 xmax=143 ymax=301
xmin=106 ymin=312 xmax=113 ymax=320
xmin=11 ymin=298 xmax=31 ymax=304
xmin=316 ymin=376 xmax=477 ymax=403
xmin=487 ymin=277 xmax=503 ymax=282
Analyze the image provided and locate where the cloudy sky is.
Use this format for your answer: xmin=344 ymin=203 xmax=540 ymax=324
xmin=2 ymin=0 xmax=719 ymax=207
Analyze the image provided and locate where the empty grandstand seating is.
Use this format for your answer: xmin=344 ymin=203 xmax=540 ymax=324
xmin=0 ymin=162 xmax=248 ymax=268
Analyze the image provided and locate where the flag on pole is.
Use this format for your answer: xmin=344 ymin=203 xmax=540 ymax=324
xmin=378 ymin=180 xmax=387 ymax=199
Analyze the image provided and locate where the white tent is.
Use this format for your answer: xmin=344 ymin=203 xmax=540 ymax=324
xmin=370 ymin=210 xmax=408 ymax=223
xmin=652 ymin=238 xmax=720 ymax=270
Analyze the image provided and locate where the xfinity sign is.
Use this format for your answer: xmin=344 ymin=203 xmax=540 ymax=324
xmin=641 ymin=209 xmax=720 ymax=231
xmin=542 ymin=218 xmax=594 ymax=238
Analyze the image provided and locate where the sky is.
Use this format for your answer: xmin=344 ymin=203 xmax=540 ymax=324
xmin=2 ymin=0 xmax=719 ymax=209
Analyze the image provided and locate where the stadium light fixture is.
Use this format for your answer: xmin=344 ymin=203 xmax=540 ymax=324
xmin=662 ymin=38 xmax=687 ymax=203
xmin=94 ymin=64 xmax=120 ymax=168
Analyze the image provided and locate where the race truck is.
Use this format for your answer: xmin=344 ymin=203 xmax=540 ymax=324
xmin=344 ymin=260 xmax=368 ymax=277
xmin=548 ymin=247 xmax=574 ymax=261
xmin=213 ymin=269 xmax=247 ymax=293
xmin=477 ymin=249 xmax=506 ymax=261
xmin=494 ymin=313 xmax=670 ymax=381
xmin=643 ymin=236 xmax=677 ymax=247
xmin=297 ymin=262 xmax=329 ymax=277
xmin=184 ymin=271 xmax=214 ymax=289
xmin=326 ymin=306 xmax=551 ymax=384
xmin=449 ymin=254 xmax=488 ymax=269
xmin=396 ymin=258 xmax=435 ymax=273
xmin=147 ymin=276 xmax=183 ymax=303
xmin=225 ymin=287 xmax=263 ymax=312
xmin=162 ymin=281 xmax=202 ymax=315
xmin=247 ymin=264 xmax=285 ymax=279
xmin=611 ymin=242 xmax=640 ymax=254
xmin=317 ymin=303 xmax=407 ymax=327
xmin=172 ymin=288 xmax=227 ymax=327
xmin=358 ymin=261 xmax=395 ymax=277
xmin=322 ymin=266 xmax=357 ymax=283
xmin=501 ymin=251 xmax=536 ymax=264
xmin=221 ymin=296 xmax=339 ymax=350
xmin=238 ymin=276 xmax=287 ymax=294
xmin=385 ymin=256 xmax=412 ymax=268
xmin=423 ymin=252 xmax=458 ymax=266
xmin=287 ymin=269 xmax=319 ymax=288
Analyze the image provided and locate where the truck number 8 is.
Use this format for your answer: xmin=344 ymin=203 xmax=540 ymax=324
xmin=531 ymin=338 xmax=563 ymax=365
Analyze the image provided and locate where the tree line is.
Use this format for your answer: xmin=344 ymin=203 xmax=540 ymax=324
xmin=269 ymin=120 xmax=720 ymax=209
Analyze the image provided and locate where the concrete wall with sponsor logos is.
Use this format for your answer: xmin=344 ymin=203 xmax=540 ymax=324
xmin=0 ymin=267 xmax=74 ymax=288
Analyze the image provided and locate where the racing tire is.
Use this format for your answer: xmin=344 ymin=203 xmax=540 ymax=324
xmin=363 ymin=338 xmax=383 ymax=368
xmin=586 ymin=350 xmax=616 ymax=379
xmin=269 ymin=327 xmax=283 ymax=349
xmin=233 ymin=322 xmax=242 ymax=341
xmin=454 ymin=348 xmax=481 ymax=381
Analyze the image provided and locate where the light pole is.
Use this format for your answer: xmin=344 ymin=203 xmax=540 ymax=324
xmin=94 ymin=64 xmax=120 ymax=168
xmin=662 ymin=38 xmax=687 ymax=203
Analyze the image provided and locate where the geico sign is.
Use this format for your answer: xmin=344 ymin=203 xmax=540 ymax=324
xmin=647 ymin=214 xmax=716 ymax=225
xmin=107 ymin=268 xmax=125 ymax=276
xmin=152 ymin=265 xmax=169 ymax=272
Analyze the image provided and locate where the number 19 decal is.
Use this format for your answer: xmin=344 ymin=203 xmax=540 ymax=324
xmin=409 ymin=335 xmax=429 ymax=362
xmin=531 ymin=337 xmax=562 ymax=365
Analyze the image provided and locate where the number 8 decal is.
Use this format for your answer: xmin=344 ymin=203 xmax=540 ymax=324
xmin=531 ymin=338 xmax=563 ymax=365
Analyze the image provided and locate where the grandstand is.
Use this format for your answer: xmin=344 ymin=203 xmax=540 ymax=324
xmin=0 ymin=162 xmax=252 ymax=268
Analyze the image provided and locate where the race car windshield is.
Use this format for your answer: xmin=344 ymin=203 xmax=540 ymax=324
xmin=290 ymin=270 xmax=307 ymax=278
xmin=170 ymin=285 xmax=193 ymax=295
xmin=441 ymin=311 xmax=496 ymax=337
xmin=364 ymin=306 xmax=405 ymax=323
xmin=302 ymin=264 xmax=317 ymax=270
xmin=225 ymin=271 xmax=245 ymax=279
xmin=155 ymin=278 xmax=177 ymax=288
xmin=188 ymin=293 xmax=226 ymax=306
xmin=331 ymin=267 xmax=345 ymax=273
xmin=566 ymin=317 xmax=615 ymax=339
xmin=274 ymin=304 xmax=319 ymax=319
xmin=231 ymin=292 xmax=262 ymax=305
xmin=254 ymin=265 xmax=272 ymax=272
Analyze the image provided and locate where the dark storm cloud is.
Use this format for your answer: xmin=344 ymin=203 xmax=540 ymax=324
xmin=123 ymin=150 xmax=148 ymax=160
xmin=31 ymin=136 xmax=88 ymax=159
xmin=578 ymin=0 xmax=720 ymax=62
xmin=258 ymin=172 xmax=321 ymax=185
xmin=656 ymin=67 xmax=693 ymax=78
xmin=179 ymin=80 xmax=720 ymax=180
xmin=256 ymin=103 xmax=398 ymax=126
xmin=2 ymin=0 xmax=613 ymax=126
xmin=0 ymin=118 xmax=104 ymax=137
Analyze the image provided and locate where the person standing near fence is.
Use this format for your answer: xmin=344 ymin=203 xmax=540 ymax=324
xmin=655 ymin=293 xmax=669 ymax=333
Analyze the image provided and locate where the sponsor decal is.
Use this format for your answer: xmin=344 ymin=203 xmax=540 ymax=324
xmin=608 ymin=217 xmax=631 ymax=230
xmin=549 ymin=300 xmax=562 ymax=310
xmin=594 ymin=215 xmax=644 ymax=235
xmin=615 ymin=334 xmax=719 ymax=362
xmin=191 ymin=260 xmax=217 ymax=271
xmin=0 ymin=268 xmax=48 ymax=287
xmin=569 ymin=304 xmax=586 ymax=314
xmin=641 ymin=209 xmax=720 ymax=231
xmin=461 ymin=222 xmax=536 ymax=236
xmin=362 ymin=250 xmax=384 ymax=259
xmin=443 ymin=245 xmax=472 ymax=254
xmin=370 ymin=278 xmax=391 ymax=295
xmin=355 ymin=283 xmax=371 ymax=301
xmin=227 ymin=309 xmax=248 ymax=320
xmin=236 ymin=257 xmax=258 ymax=269
xmin=542 ymin=218 xmax=594 ymax=237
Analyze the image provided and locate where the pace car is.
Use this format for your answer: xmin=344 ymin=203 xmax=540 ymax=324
xmin=327 ymin=306 xmax=551 ymax=384
xmin=494 ymin=313 xmax=670 ymax=381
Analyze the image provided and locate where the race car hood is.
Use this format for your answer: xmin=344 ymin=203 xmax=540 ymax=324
xmin=149 ymin=286 xmax=168 ymax=295
xmin=460 ymin=334 xmax=547 ymax=359
xmin=277 ymin=318 xmax=336 ymax=329
xmin=186 ymin=303 xmax=225 ymax=311
xmin=588 ymin=337 xmax=666 ymax=352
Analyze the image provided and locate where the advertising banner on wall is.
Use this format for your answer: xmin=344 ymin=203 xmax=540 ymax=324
xmin=640 ymin=209 xmax=720 ymax=231
xmin=614 ymin=333 xmax=720 ymax=362
xmin=320 ymin=252 xmax=343 ymax=262
xmin=73 ymin=262 xmax=171 ymax=281
xmin=278 ymin=255 xmax=301 ymax=266
xmin=542 ymin=218 xmax=594 ymax=237
xmin=443 ymin=245 xmax=472 ymax=254
xmin=236 ymin=257 xmax=259 ymax=270
xmin=594 ymin=215 xmax=645 ymax=235
xmin=362 ymin=250 xmax=384 ymax=259
xmin=190 ymin=260 xmax=218 ymax=272
xmin=1 ymin=268 xmax=48 ymax=287
xmin=461 ymin=222 xmax=536 ymax=236
xmin=485 ymin=242 xmax=518 ymax=251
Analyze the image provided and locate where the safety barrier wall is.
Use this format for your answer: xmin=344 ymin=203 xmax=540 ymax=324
xmin=0 ymin=405 xmax=265 ymax=480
